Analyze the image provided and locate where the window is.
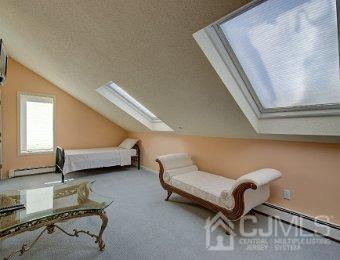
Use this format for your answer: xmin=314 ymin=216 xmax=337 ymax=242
xmin=96 ymin=82 xmax=173 ymax=131
xmin=215 ymin=0 xmax=340 ymax=113
xmin=194 ymin=0 xmax=340 ymax=135
xmin=108 ymin=82 xmax=159 ymax=123
xmin=19 ymin=93 xmax=55 ymax=154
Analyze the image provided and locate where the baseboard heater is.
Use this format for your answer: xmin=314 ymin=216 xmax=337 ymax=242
xmin=9 ymin=166 xmax=56 ymax=178
xmin=255 ymin=203 xmax=340 ymax=242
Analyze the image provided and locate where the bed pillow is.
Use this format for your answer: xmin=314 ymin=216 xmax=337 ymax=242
xmin=119 ymin=138 xmax=139 ymax=149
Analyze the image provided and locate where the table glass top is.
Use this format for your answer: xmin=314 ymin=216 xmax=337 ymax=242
xmin=0 ymin=179 xmax=113 ymax=234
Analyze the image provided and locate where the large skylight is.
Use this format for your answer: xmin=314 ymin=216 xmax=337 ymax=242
xmin=97 ymin=82 xmax=173 ymax=131
xmin=216 ymin=0 xmax=340 ymax=112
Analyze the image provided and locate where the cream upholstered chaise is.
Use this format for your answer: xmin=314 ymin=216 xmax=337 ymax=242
xmin=156 ymin=153 xmax=281 ymax=221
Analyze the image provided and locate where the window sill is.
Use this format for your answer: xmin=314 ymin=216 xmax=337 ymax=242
xmin=19 ymin=150 xmax=55 ymax=156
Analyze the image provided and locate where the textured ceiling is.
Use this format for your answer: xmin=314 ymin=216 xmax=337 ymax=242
xmin=0 ymin=0 xmax=339 ymax=143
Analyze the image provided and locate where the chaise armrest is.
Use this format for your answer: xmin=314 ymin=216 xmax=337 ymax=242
xmin=220 ymin=168 xmax=281 ymax=212
xmin=156 ymin=153 xmax=195 ymax=171
xmin=156 ymin=153 xmax=198 ymax=183
xmin=235 ymin=168 xmax=282 ymax=188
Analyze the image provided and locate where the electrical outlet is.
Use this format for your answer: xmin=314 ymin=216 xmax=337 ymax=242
xmin=283 ymin=189 xmax=291 ymax=200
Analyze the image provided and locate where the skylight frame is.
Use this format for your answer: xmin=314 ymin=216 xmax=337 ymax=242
xmin=97 ymin=82 xmax=173 ymax=132
xmin=213 ymin=0 xmax=340 ymax=117
xmin=107 ymin=82 xmax=161 ymax=123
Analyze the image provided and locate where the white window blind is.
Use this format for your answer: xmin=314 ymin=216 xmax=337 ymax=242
xmin=19 ymin=93 xmax=55 ymax=154
xmin=219 ymin=0 xmax=340 ymax=111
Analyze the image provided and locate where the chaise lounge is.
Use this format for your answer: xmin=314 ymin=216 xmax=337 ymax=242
xmin=156 ymin=153 xmax=281 ymax=221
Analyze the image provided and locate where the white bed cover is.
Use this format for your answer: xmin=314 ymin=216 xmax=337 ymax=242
xmin=63 ymin=147 xmax=136 ymax=174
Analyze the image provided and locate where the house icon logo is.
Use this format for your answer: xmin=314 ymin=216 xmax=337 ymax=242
xmin=205 ymin=212 xmax=236 ymax=251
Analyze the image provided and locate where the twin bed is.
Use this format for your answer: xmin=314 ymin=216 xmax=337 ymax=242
xmin=56 ymin=139 xmax=140 ymax=182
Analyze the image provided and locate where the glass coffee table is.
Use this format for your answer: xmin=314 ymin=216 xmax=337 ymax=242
xmin=0 ymin=179 xmax=113 ymax=260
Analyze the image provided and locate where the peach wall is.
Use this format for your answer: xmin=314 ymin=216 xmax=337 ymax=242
xmin=129 ymin=131 xmax=340 ymax=225
xmin=1 ymin=58 xmax=127 ymax=178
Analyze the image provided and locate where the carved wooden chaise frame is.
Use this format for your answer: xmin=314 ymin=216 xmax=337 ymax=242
xmin=156 ymin=159 xmax=257 ymax=221
xmin=56 ymin=144 xmax=141 ymax=183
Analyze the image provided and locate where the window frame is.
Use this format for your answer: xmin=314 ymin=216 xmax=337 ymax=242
xmin=17 ymin=92 xmax=56 ymax=156
xmin=213 ymin=0 xmax=340 ymax=117
xmin=107 ymin=83 xmax=161 ymax=123
xmin=96 ymin=82 xmax=173 ymax=132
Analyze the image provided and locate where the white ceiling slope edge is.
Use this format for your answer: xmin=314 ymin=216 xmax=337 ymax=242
xmin=0 ymin=0 xmax=339 ymax=143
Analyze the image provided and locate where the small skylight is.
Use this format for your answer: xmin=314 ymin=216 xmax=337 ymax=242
xmin=97 ymin=82 xmax=173 ymax=131
xmin=215 ymin=0 xmax=340 ymax=113
xmin=108 ymin=82 xmax=159 ymax=122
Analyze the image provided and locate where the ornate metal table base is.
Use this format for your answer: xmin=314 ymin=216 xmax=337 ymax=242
xmin=2 ymin=210 xmax=108 ymax=260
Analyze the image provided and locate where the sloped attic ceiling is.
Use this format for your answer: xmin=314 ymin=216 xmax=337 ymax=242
xmin=0 ymin=0 xmax=339 ymax=143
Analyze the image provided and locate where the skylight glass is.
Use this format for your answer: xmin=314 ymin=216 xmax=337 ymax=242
xmin=108 ymin=83 xmax=158 ymax=121
xmin=96 ymin=82 xmax=173 ymax=131
xmin=218 ymin=0 xmax=340 ymax=112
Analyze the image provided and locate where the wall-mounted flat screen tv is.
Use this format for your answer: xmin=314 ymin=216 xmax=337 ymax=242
xmin=0 ymin=39 xmax=8 ymax=86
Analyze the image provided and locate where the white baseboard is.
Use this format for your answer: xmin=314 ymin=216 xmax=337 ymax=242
xmin=256 ymin=203 xmax=340 ymax=241
xmin=9 ymin=166 xmax=56 ymax=178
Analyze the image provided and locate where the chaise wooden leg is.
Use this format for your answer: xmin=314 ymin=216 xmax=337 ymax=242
xmin=221 ymin=216 xmax=231 ymax=235
xmin=165 ymin=191 xmax=172 ymax=201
